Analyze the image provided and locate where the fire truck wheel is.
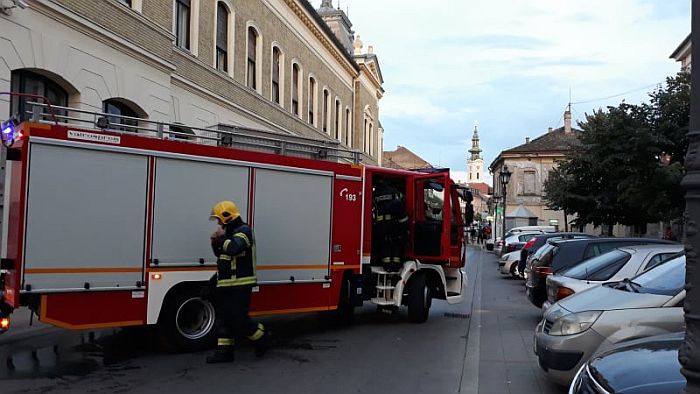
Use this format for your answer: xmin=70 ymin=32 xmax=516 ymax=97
xmin=160 ymin=288 xmax=217 ymax=352
xmin=407 ymin=272 xmax=431 ymax=323
xmin=336 ymin=276 xmax=355 ymax=323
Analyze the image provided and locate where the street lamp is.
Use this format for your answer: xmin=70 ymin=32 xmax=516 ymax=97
xmin=499 ymin=165 xmax=512 ymax=241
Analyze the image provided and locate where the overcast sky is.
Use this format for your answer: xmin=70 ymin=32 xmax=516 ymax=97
xmin=310 ymin=0 xmax=689 ymax=185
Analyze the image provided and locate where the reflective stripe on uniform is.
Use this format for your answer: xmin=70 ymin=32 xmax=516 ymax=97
xmin=248 ymin=323 xmax=265 ymax=341
xmin=398 ymin=216 xmax=408 ymax=223
xmin=375 ymin=214 xmax=392 ymax=222
xmin=219 ymin=254 xmax=232 ymax=261
xmin=234 ymin=232 xmax=251 ymax=247
xmin=216 ymin=275 xmax=257 ymax=287
xmin=381 ymin=257 xmax=391 ymax=263
xmin=222 ymin=239 xmax=231 ymax=251
xmin=218 ymin=338 xmax=234 ymax=346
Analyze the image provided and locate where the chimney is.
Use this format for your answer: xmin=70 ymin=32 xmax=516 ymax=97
xmin=548 ymin=127 xmax=553 ymax=133
xmin=564 ymin=110 xmax=572 ymax=134
xmin=525 ymin=137 xmax=530 ymax=144
xmin=368 ymin=45 xmax=374 ymax=54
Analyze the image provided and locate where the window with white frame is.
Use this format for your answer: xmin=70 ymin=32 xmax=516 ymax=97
xmin=247 ymin=27 xmax=259 ymax=90
xmin=215 ymin=2 xmax=229 ymax=72
xmin=334 ymin=99 xmax=341 ymax=140
xmin=308 ymin=77 xmax=316 ymax=126
xmin=345 ymin=108 xmax=351 ymax=146
xmin=175 ymin=0 xmax=190 ymax=50
xmin=292 ymin=63 xmax=300 ymax=116
xmin=272 ymin=47 xmax=282 ymax=104
xmin=322 ymin=89 xmax=330 ymax=134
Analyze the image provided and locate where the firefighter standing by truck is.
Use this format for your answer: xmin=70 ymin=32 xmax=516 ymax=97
xmin=373 ymin=179 xmax=409 ymax=272
xmin=201 ymin=200 xmax=271 ymax=363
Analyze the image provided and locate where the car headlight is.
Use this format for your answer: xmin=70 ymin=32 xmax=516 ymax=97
xmin=548 ymin=311 xmax=602 ymax=336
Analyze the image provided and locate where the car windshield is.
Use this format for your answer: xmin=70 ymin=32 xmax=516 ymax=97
xmin=631 ymin=254 xmax=685 ymax=296
xmin=561 ymin=250 xmax=631 ymax=281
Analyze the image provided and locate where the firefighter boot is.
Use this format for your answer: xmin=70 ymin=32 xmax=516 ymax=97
xmin=253 ymin=328 xmax=272 ymax=357
xmin=206 ymin=341 xmax=234 ymax=364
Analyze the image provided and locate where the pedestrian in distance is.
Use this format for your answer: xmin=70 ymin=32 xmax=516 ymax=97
xmin=201 ymin=200 xmax=272 ymax=363
xmin=477 ymin=226 xmax=484 ymax=245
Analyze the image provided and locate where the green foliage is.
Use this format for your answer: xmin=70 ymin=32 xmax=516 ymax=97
xmin=543 ymin=72 xmax=689 ymax=229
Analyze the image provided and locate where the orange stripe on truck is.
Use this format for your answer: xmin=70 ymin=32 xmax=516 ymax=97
xmin=25 ymin=267 xmax=142 ymax=274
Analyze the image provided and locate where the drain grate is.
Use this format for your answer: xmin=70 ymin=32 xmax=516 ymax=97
xmin=444 ymin=312 xmax=470 ymax=319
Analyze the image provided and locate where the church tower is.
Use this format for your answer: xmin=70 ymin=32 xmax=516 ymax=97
xmin=468 ymin=125 xmax=484 ymax=183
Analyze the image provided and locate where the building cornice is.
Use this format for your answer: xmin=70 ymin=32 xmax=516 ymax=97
xmin=34 ymin=0 xmax=176 ymax=73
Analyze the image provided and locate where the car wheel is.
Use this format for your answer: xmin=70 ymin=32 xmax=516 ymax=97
xmin=509 ymin=263 xmax=518 ymax=278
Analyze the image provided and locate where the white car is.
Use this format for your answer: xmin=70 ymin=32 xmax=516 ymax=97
xmin=544 ymin=244 xmax=682 ymax=310
xmin=498 ymin=250 xmax=521 ymax=277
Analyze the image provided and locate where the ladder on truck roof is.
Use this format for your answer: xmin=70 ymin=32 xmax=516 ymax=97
xmin=16 ymin=101 xmax=363 ymax=164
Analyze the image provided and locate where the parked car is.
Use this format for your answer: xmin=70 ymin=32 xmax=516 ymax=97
xmin=569 ymin=332 xmax=685 ymax=394
xmin=525 ymin=237 xmax=676 ymax=308
xmin=498 ymin=250 xmax=521 ymax=278
xmin=518 ymin=232 xmax=596 ymax=279
xmin=497 ymin=231 xmax=542 ymax=257
xmin=505 ymin=225 xmax=556 ymax=236
xmin=544 ymin=244 xmax=683 ymax=310
xmin=535 ymin=254 xmax=686 ymax=386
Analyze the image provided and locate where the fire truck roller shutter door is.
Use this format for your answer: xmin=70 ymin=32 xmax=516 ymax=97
xmin=151 ymin=159 xmax=249 ymax=266
xmin=23 ymin=143 xmax=147 ymax=291
xmin=253 ymin=168 xmax=332 ymax=283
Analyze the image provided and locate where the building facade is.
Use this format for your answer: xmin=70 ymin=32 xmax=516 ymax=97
xmin=0 ymin=0 xmax=384 ymax=163
xmin=670 ymin=34 xmax=691 ymax=71
xmin=489 ymin=111 xmax=579 ymax=236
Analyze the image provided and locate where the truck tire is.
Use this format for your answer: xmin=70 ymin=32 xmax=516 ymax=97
xmin=159 ymin=287 xmax=217 ymax=352
xmin=407 ymin=272 xmax=431 ymax=323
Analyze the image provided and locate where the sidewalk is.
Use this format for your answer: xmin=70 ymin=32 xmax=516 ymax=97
xmin=462 ymin=246 xmax=563 ymax=394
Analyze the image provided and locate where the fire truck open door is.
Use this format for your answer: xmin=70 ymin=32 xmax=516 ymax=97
xmin=411 ymin=172 xmax=451 ymax=264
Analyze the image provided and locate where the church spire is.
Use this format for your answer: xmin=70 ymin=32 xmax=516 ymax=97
xmin=469 ymin=124 xmax=482 ymax=161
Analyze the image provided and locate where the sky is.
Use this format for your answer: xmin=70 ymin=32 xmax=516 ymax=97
xmin=310 ymin=0 xmax=690 ymax=185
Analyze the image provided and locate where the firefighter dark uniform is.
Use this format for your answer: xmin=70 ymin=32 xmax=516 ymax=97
xmin=203 ymin=200 xmax=271 ymax=364
xmin=373 ymin=180 xmax=409 ymax=272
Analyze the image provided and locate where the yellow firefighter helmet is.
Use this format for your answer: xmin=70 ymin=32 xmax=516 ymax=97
xmin=210 ymin=200 xmax=241 ymax=224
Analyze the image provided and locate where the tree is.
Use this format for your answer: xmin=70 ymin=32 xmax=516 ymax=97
xmin=544 ymin=72 xmax=689 ymax=233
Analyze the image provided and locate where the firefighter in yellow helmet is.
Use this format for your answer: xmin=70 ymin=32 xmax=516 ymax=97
xmin=201 ymin=200 xmax=271 ymax=363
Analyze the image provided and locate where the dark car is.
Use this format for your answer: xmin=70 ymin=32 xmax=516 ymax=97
xmin=525 ymin=237 xmax=676 ymax=308
xmin=517 ymin=232 xmax=595 ymax=277
xmin=569 ymin=332 xmax=685 ymax=394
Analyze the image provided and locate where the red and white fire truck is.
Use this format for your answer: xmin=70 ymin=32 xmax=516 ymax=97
xmin=0 ymin=100 xmax=472 ymax=350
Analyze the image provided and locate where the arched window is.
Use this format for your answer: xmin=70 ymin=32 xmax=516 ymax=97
xmin=308 ymin=77 xmax=317 ymax=126
xmin=322 ymin=89 xmax=330 ymax=134
xmin=246 ymin=26 xmax=259 ymax=90
xmin=272 ymin=47 xmax=281 ymax=104
xmin=10 ymin=70 xmax=68 ymax=121
xmin=345 ymin=108 xmax=351 ymax=146
xmin=363 ymin=118 xmax=368 ymax=152
xmin=103 ymin=99 xmax=140 ymax=132
xmin=334 ymin=99 xmax=341 ymax=140
xmin=291 ymin=63 xmax=300 ymax=115
xmin=215 ymin=2 xmax=229 ymax=72
xmin=175 ymin=0 xmax=191 ymax=50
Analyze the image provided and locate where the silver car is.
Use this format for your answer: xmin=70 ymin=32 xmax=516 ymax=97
xmin=534 ymin=254 xmax=685 ymax=386
xmin=498 ymin=250 xmax=521 ymax=277
xmin=543 ymin=244 xmax=682 ymax=310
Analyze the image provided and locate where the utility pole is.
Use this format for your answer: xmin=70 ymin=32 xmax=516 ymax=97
xmin=680 ymin=2 xmax=700 ymax=391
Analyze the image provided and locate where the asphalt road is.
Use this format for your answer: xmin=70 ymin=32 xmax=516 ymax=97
xmin=0 ymin=247 xmax=564 ymax=393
